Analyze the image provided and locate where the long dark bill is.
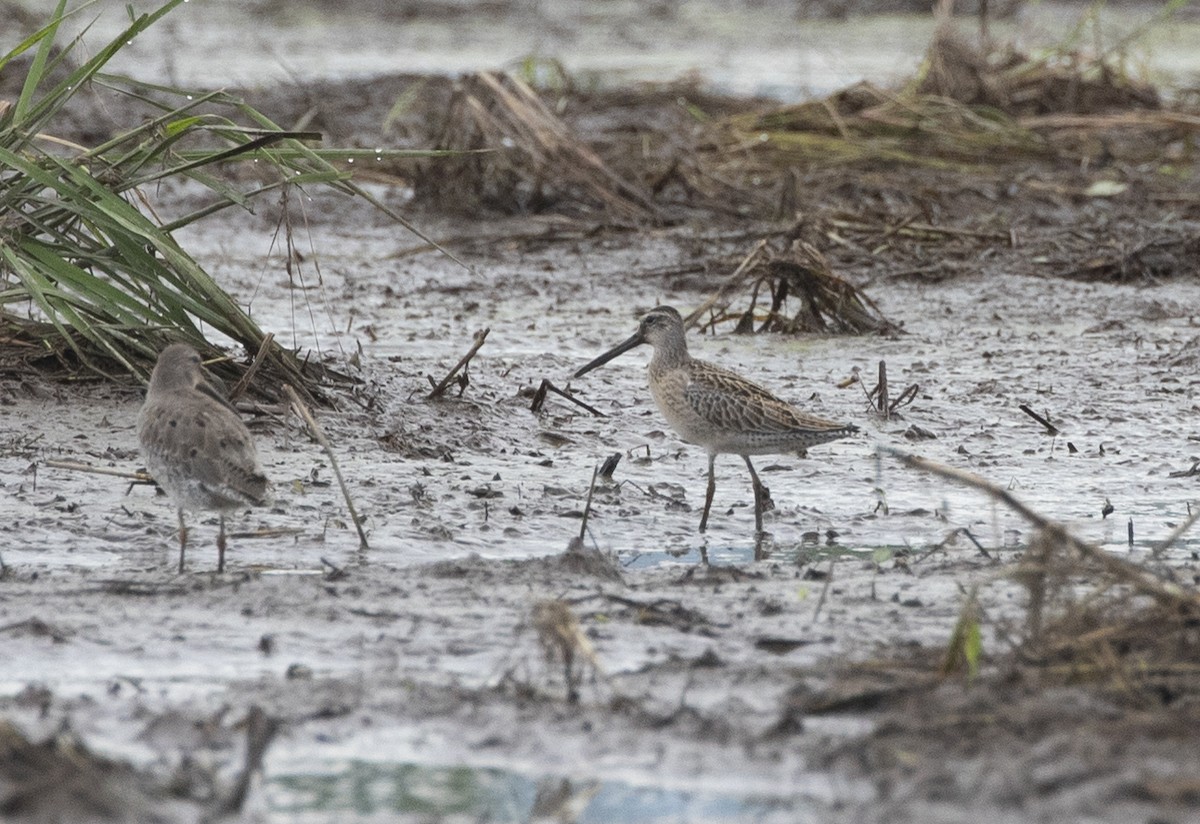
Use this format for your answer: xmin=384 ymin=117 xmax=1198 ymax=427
xmin=573 ymin=331 xmax=645 ymax=378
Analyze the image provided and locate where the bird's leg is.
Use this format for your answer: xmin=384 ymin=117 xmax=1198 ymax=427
xmin=699 ymin=454 xmax=716 ymax=533
xmin=743 ymin=455 xmax=767 ymax=534
xmin=177 ymin=509 xmax=188 ymax=574
xmin=217 ymin=514 xmax=227 ymax=574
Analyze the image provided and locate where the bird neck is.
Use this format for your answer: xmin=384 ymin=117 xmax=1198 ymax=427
xmin=649 ymin=337 xmax=690 ymax=372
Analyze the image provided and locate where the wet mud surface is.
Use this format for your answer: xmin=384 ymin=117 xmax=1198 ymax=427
xmin=3 ymin=1 xmax=1200 ymax=822
xmin=4 ymin=206 xmax=1200 ymax=821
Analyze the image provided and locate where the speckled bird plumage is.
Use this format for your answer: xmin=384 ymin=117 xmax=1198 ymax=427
xmin=137 ymin=343 xmax=268 ymax=572
xmin=574 ymin=305 xmax=856 ymax=533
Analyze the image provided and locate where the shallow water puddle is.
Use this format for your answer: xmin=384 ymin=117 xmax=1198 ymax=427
xmin=268 ymin=760 xmax=819 ymax=823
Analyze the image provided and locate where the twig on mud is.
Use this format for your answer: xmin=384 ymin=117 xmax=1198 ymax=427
xmin=871 ymin=361 xmax=889 ymax=419
xmin=685 ymin=239 xmax=771 ymax=327
xmin=883 ymin=447 xmax=1200 ymax=610
xmin=208 ymin=705 xmax=279 ymax=819
xmin=227 ymin=333 xmax=275 ymax=404
xmin=1168 ymin=461 xmax=1200 ymax=479
xmin=320 ymin=556 xmax=348 ymax=581
xmin=228 ymin=526 xmax=306 ymax=540
xmin=579 ymin=464 xmax=600 ymax=541
xmin=959 ymin=526 xmax=991 ymax=558
xmin=890 ymin=383 xmax=920 ymax=413
xmin=44 ymin=460 xmax=152 ymax=483
xmin=862 ymin=361 xmax=919 ymax=419
xmin=427 ymin=327 xmax=489 ymax=399
xmin=811 ymin=556 xmax=837 ymax=623
xmin=598 ymin=452 xmax=622 ymax=480
xmin=915 ymin=525 xmax=992 ymax=563
xmin=1018 ymin=403 xmax=1060 ymax=436
xmin=1148 ymin=501 xmax=1199 ymax=560
xmin=530 ymin=378 xmax=607 ymax=417
xmin=828 ymin=217 xmax=1010 ymax=243
xmin=283 ymin=384 xmax=370 ymax=550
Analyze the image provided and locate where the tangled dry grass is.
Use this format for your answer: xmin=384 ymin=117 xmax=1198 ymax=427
xmin=790 ymin=454 xmax=1200 ymax=719
xmin=688 ymin=238 xmax=899 ymax=336
xmin=415 ymin=71 xmax=659 ymax=223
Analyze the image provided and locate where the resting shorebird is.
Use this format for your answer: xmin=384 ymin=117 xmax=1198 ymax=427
xmin=573 ymin=306 xmax=857 ymax=534
xmin=137 ymin=343 xmax=269 ymax=573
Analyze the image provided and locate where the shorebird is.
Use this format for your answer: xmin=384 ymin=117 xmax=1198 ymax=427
xmin=137 ymin=343 xmax=269 ymax=573
xmin=573 ymin=306 xmax=857 ymax=534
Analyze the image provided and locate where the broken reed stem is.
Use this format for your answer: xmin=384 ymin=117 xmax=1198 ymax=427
xmin=1150 ymin=503 xmax=1200 ymax=559
xmin=45 ymin=460 xmax=152 ymax=483
xmin=828 ymin=217 xmax=1010 ymax=243
xmin=579 ymin=463 xmax=600 ymax=541
xmin=427 ymin=327 xmax=490 ymax=399
xmin=282 ymin=383 xmax=370 ymax=550
xmin=531 ymin=378 xmax=607 ymax=417
xmin=884 ymin=448 xmax=1200 ymax=610
xmin=532 ymin=599 xmax=601 ymax=704
xmin=811 ymin=555 xmax=837 ymax=623
xmin=1018 ymin=403 xmax=1060 ymax=435
xmin=684 ymin=239 xmax=771 ymax=328
xmin=227 ymin=333 xmax=275 ymax=404
xmin=209 ymin=706 xmax=279 ymax=818
xmin=210 ymin=710 xmax=279 ymax=820
xmin=877 ymin=360 xmax=889 ymax=420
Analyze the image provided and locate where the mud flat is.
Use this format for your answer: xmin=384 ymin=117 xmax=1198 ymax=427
xmin=4 ymin=206 xmax=1200 ymax=821
xmin=3 ymin=0 xmax=1200 ymax=821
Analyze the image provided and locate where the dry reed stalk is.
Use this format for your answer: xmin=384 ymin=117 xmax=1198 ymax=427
xmin=44 ymin=460 xmax=151 ymax=483
xmin=282 ymin=383 xmax=369 ymax=550
xmin=886 ymin=449 xmax=1200 ymax=612
xmin=427 ymin=327 xmax=489 ymax=400
xmin=421 ymin=71 xmax=658 ymax=222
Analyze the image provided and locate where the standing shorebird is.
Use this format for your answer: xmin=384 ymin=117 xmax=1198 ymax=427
xmin=573 ymin=306 xmax=857 ymax=534
xmin=137 ymin=343 xmax=269 ymax=573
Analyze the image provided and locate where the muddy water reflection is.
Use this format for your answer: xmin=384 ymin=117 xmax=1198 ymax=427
xmin=270 ymin=761 xmax=804 ymax=823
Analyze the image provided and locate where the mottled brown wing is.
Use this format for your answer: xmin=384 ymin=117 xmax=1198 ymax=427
xmin=683 ymin=359 xmax=849 ymax=436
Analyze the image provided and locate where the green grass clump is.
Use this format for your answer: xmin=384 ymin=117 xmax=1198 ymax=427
xmin=0 ymin=0 xmax=438 ymax=394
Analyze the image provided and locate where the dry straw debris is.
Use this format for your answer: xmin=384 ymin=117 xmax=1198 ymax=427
xmin=689 ymin=238 xmax=898 ymax=336
xmin=710 ymin=28 xmax=1184 ymax=180
xmin=416 ymin=71 xmax=659 ymax=223
xmin=792 ymin=453 xmax=1200 ymax=718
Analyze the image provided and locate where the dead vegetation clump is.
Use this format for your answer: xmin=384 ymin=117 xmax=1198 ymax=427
xmin=1008 ymin=526 xmax=1200 ymax=711
xmin=0 ymin=719 xmax=165 ymax=823
xmin=918 ymin=30 xmax=1160 ymax=117
xmin=1060 ymin=233 xmax=1200 ymax=282
xmin=688 ymin=238 xmax=899 ymax=336
xmin=784 ymin=454 xmax=1200 ymax=759
xmin=713 ymin=28 xmax=1180 ymax=178
xmin=0 ymin=706 xmax=277 ymax=823
xmin=763 ymin=455 xmax=1200 ymax=811
xmin=413 ymin=71 xmax=659 ymax=223
xmin=728 ymin=79 xmax=1051 ymax=171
